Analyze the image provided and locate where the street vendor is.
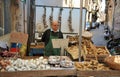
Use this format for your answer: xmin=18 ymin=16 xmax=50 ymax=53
xmin=41 ymin=21 xmax=63 ymax=56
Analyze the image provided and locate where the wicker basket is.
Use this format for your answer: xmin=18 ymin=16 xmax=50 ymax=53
xmin=105 ymin=56 xmax=120 ymax=70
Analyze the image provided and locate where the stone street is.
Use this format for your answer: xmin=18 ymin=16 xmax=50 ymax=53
xmin=90 ymin=24 xmax=109 ymax=46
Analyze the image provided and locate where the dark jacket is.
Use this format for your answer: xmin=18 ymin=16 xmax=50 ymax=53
xmin=41 ymin=29 xmax=63 ymax=46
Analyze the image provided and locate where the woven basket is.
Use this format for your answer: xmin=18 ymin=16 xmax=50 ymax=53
xmin=105 ymin=56 xmax=120 ymax=70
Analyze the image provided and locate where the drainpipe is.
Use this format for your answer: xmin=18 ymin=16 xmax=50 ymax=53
xmin=23 ymin=2 xmax=25 ymax=33
xmin=79 ymin=0 xmax=83 ymax=62
xmin=27 ymin=0 xmax=30 ymax=34
xmin=26 ymin=0 xmax=31 ymax=56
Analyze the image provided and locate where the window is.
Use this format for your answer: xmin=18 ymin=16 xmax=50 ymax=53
xmin=0 ymin=0 xmax=4 ymax=36
xmin=0 ymin=0 xmax=11 ymax=36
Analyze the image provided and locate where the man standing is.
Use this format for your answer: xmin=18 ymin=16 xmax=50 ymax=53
xmin=41 ymin=21 xmax=63 ymax=56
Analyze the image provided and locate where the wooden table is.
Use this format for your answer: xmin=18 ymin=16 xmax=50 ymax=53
xmin=77 ymin=70 xmax=120 ymax=77
xmin=0 ymin=69 xmax=76 ymax=77
xmin=1 ymin=69 xmax=120 ymax=77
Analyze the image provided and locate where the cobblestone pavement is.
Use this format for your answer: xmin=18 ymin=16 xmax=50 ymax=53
xmin=90 ymin=25 xmax=109 ymax=46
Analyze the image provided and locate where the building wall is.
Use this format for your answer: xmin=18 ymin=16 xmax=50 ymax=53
xmin=107 ymin=0 xmax=114 ymax=30
xmin=10 ymin=0 xmax=27 ymax=33
xmin=0 ymin=0 xmax=4 ymax=36
xmin=106 ymin=0 xmax=120 ymax=38
xmin=4 ymin=0 xmax=11 ymax=34
xmin=113 ymin=0 xmax=120 ymax=38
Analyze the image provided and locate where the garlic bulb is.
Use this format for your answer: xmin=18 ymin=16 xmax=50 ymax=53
xmin=5 ymin=56 xmax=51 ymax=71
xmin=39 ymin=56 xmax=44 ymax=60
xmin=7 ymin=67 xmax=15 ymax=72
xmin=40 ymin=64 xmax=45 ymax=70
xmin=46 ymin=65 xmax=51 ymax=69
xmin=43 ymin=59 xmax=48 ymax=64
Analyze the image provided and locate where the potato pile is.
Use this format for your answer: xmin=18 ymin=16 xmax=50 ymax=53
xmin=75 ymin=60 xmax=110 ymax=71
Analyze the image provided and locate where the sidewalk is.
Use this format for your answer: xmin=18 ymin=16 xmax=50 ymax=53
xmin=90 ymin=24 xmax=109 ymax=46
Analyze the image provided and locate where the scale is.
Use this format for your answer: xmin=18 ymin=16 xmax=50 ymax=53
xmin=52 ymin=39 xmax=69 ymax=56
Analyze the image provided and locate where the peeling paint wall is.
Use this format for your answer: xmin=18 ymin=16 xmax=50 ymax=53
xmin=107 ymin=0 xmax=114 ymax=30
xmin=10 ymin=0 xmax=27 ymax=33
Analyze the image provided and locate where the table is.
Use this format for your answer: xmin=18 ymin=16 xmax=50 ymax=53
xmin=77 ymin=70 xmax=120 ymax=77
xmin=29 ymin=43 xmax=45 ymax=56
xmin=1 ymin=69 xmax=120 ymax=77
xmin=0 ymin=69 xmax=76 ymax=77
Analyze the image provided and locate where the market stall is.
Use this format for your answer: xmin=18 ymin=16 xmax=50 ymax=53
xmin=1 ymin=32 xmax=120 ymax=77
xmin=1 ymin=0 xmax=120 ymax=77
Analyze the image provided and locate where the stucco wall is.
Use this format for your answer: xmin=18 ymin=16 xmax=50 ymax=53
xmin=113 ymin=0 xmax=120 ymax=38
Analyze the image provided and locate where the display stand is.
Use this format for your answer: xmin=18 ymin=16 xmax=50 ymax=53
xmin=52 ymin=39 xmax=69 ymax=56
